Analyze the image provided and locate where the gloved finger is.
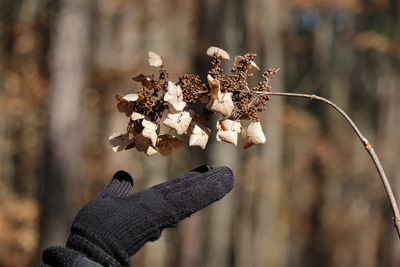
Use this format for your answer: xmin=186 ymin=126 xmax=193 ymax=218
xmin=155 ymin=166 xmax=234 ymax=220
xmin=96 ymin=170 xmax=134 ymax=198
xmin=190 ymin=165 xmax=213 ymax=173
xmin=150 ymin=164 xmax=214 ymax=193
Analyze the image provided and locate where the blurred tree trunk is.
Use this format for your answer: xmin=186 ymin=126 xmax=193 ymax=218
xmin=254 ymin=0 xmax=288 ymax=266
xmin=175 ymin=1 xmax=224 ymax=266
xmin=39 ymin=0 xmax=91 ymax=252
xmin=203 ymin=1 xmax=245 ymax=267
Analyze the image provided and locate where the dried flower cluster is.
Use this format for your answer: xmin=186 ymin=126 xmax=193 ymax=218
xmin=109 ymin=46 xmax=278 ymax=156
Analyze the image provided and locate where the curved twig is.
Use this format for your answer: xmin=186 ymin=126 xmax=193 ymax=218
xmin=260 ymin=91 xmax=400 ymax=238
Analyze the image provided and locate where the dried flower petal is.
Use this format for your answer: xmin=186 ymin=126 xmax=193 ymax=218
xmin=122 ymin=93 xmax=139 ymax=102
xmin=148 ymin=51 xmax=163 ymax=67
xmin=242 ymin=121 xmax=266 ymax=149
xmin=132 ymin=74 xmax=147 ymax=82
xmin=158 ymin=110 xmax=174 ymax=135
xmin=132 ymin=74 xmax=154 ymax=89
xmin=131 ymin=112 xmax=144 ymax=121
xmin=216 ymin=119 xmax=241 ymax=146
xmin=250 ymin=61 xmax=260 ymax=70
xmin=135 ymin=133 xmax=158 ymax=156
xmin=234 ymin=56 xmax=244 ymax=66
xmin=157 ymin=134 xmax=182 ymax=156
xmin=164 ymin=81 xmax=186 ymax=112
xmin=234 ymin=55 xmax=259 ymax=70
xmin=207 ymin=74 xmax=221 ymax=99
xmin=145 ymin=146 xmax=158 ymax=156
xmin=206 ymin=92 xmax=234 ymax=116
xmin=109 ymin=132 xmax=133 ymax=152
xmin=207 ymin=46 xmax=230 ymax=59
xmin=142 ymin=119 xmax=158 ymax=146
xmin=115 ymin=94 xmax=134 ymax=116
xmin=189 ymin=124 xmax=211 ymax=149
xmin=163 ymin=111 xmax=192 ymax=134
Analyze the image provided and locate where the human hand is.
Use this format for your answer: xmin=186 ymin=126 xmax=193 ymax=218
xmin=60 ymin=165 xmax=234 ymax=266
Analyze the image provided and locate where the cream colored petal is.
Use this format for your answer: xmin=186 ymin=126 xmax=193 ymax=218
xmin=122 ymin=93 xmax=139 ymax=102
xmin=215 ymin=119 xmax=241 ymax=146
xmin=141 ymin=119 xmax=158 ymax=146
xmin=243 ymin=121 xmax=266 ymax=148
xmin=167 ymin=81 xmax=183 ymax=96
xmin=148 ymin=51 xmax=163 ymax=67
xmin=142 ymin=119 xmax=157 ymax=130
xmin=220 ymin=119 xmax=241 ymax=133
xmin=250 ymin=61 xmax=260 ymax=70
xmin=189 ymin=125 xmax=210 ymax=149
xmin=217 ymin=130 xmax=238 ymax=146
xmin=247 ymin=122 xmax=266 ymax=143
xmin=165 ymin=82 xmax=184 ymax=110
xmin=206 ymin=92 xmax=234 ymax=116
xmin=163 ymin=111 xmax=192 ymax=134
xmin=207 ymin=46 xmax=230 ymax=59
xmin=169 ymin=102 xmax=186 ymax=113
xmin=142 ymin=129 xmax=157 ymax=146
xmin=131 ymin=112 xmax=144 ymax=121
xmin=145 ymin=145 xmax=158 ymax=156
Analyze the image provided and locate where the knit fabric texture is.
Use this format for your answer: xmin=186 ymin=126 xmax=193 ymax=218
xmin=62 ymin=165 xmax=234 ymax=266
xmin=37 ymin=246 xmax=102 ymax=267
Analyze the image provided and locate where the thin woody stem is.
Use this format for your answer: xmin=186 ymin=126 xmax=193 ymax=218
xmin=261 ymin=91 xmax=400 ymax=238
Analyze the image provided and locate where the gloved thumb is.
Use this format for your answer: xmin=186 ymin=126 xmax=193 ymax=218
xmin=96 ymin=170 xmax=134 ymax=198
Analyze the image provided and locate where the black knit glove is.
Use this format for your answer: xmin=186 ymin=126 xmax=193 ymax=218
xmin=39 ymin=165 xmax=234 ymax=267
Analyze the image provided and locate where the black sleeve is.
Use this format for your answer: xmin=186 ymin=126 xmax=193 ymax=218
xmin=37 ymin=246 xmax=105 ymax=267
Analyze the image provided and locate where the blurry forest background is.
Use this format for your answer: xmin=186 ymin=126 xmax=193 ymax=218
xmin=1 ymin=0 xmax=400 ymax=266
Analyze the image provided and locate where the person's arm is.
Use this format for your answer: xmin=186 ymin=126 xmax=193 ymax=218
xmin=38 ymin=165 xmax=234 ymax=267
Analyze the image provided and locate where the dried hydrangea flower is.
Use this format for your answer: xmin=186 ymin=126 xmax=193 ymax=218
xmin=164 ymin=81 xmax=186 ymax=112
xmin=163 ymin=111 xmax=192 ymax=134
xmin=206 ymin=92 xmax=234 ymax=117
xmin=207 ymin=46 xmax=230 ymax=59
xmin=216 ymin=119 xmax=241 ymax=146
xmin=142 ymin=119 xmax=158 ymax=146
xmin=111 ymin=46 xmax=276 ymax=156
xmin=242 ymin=121 xmax=266 ymax=149
xmin=148 ymin=51 xmax=163 ymax=67
xmin=157 ymin=134 xmax=182 ymax=156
